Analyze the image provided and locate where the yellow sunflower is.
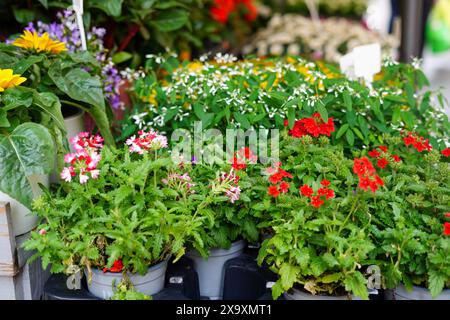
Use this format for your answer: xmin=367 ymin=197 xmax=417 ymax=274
xmin=0 ymin=69 xmax=27 ymax=92
xmin=13 ymin=30 xmax=67 ymax=54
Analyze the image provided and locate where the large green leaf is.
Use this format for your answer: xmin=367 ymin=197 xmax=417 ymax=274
xmin=32 ymin=91 xmax=66 ymax=133
xmin=0 ymin=123 xmax=55 ymax=208
xmin=90 ymin=0 xmax=123 ymax=17
xmin=12 ymin=55 xmax=44 ymax=75
xmin=48 ymin=63 xmax=106 ymax=111
xmin=151 ymin=9 xmax=189 ymax=32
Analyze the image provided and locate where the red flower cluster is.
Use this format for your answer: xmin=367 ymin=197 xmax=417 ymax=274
xmin=288 ymin=113 xmax=335 ymax=138
xmin=210 ymin=0 xmax=257 ymax=24
xmin=299 ymin=179 xmax=335 ymax=208
xmin=368 ymin=145 xmax=401 ymax=168
xmin=444 ymin=222 xmax=450 ymax=236
xmin=353 ymin=157 xmax=384 ymax=193
xmin=403 ymin=131 xmax=432 ymax=152
xmin=231 ymin=147 xmax=257 ymax=171
xmin=267 ymin=162 xmax=292 ymax=198
xmin=442 ymin=148 xmax=450 ymax=157
xmin=103 ymin=259 xmax=123 ymax=273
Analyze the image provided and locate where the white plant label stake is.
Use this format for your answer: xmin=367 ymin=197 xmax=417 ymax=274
xmin=339 ymin=43 xmax=381 ymax=87
xmin=73 ymin=0 xmax=87 ymax=51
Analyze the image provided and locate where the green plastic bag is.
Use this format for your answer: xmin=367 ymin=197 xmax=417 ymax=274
xmin=426 ymin=0 xmax=450 ymax=53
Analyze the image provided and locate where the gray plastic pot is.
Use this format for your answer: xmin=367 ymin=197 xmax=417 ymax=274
xmin=186 ymin=240 xmax=246 ymax=300
xmin=386 ymin=284 xmax=450 ymax=300
xmin=85 ymin=260 xmax=168 ymax=300
xmin=284 ymin=288 xmax=354 ymax=300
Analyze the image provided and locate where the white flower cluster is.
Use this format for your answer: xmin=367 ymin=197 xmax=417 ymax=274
xmin=242 ymin=14 xmax=399 ymax=63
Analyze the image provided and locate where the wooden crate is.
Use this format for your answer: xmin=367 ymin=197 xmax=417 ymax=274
xmin=0 ymin=202 xmax=50 ymax=299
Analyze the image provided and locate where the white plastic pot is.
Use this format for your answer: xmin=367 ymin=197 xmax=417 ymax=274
xmin=86 ymin=260 xmax=168 ymax=300
xmin=186 ymin=240 xmax=246 ymax=300
xmin=284 ymin=287 xmax=354 ymax=300
xmin=386 ymin=284 xmax=450 ymax=300
xmin=63 ymin=108 xmax=85 ymax=147
xmin=0 ymin=174 xmax=49 ymax=236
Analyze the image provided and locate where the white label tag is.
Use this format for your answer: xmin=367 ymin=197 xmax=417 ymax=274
xmin=353 ymin=43 xmax=381 ymax=84
xmin=73 ymin=0 xmax=87 ymax=51
xmin=339 ymin=52 xmax=356 ymax=80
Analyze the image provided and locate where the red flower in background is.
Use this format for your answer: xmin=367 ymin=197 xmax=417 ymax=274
xmin=442 ymin=148 xmax=450 ymax=157
xmin=392 ymin=155 xmax=402 ymax=162
xmin=368 ymin=149 xmax=381 ymax=158
xmin=377 ymin=158 xmax=389 ymax=169
xmin=279 ymin=181 xmax=290 ymax=193
xmin=268 ymin=185 xmax=279 ymax=198
xmin=210 ymin=0 xmax=257 ymax=24
xmin=378 ymin=146 xmax=388 ymax=152
xmin=289 ymin=113 xmax=335 ymax=139
xmin=311 ymin=195 xmax=324 ymax=208
xmin=444 ymin=222 xmax=450 ymax=236
xmin=403 ymin=131 xmax=432 ymax=152
xmin=300 ymin=184 xmax=314 ymax=198
xmin=103 ymin=260 xmax=123 ymax=273
xmin=353 ymin=157 xmax=384 ymax=193
xmin=320 ymin=179 xmax=330 ymax=187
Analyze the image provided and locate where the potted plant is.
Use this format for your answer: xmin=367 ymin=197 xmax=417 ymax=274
xmin=0 ymin=68 xmax=57 ymax=235
xmin=23 ymin=130 xmax=205 ymax=299
xmin=365 ymin=133 xmax=450 ymax=299
xmin=0 ymin=29 xmax=115 ymax=146
xmin=255 ymin=122 xmax=376 ymax=300
xmin=157 ymin=146 xmax=259 ymax=299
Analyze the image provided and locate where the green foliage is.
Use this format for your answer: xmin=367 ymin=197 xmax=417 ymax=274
xmin=0 ymin=42 xmax=114 ymax=146
xmin=255 ymin=135 xmax=374 ymax=299
xmin=0 ymin=123 xmax=55 ymax=208
xmin=127 ymin=55 xmax=449 ymax=152
xmin=365 ymin=136 xmax=450 ymax=297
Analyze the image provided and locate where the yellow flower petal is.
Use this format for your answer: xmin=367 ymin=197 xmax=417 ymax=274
xmin=0 ymin=68 xmax=27 ymax=92
xmin=13 ymin=30 xmax=67 ymax=54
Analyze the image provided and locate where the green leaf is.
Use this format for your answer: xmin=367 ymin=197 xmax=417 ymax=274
xmin=0 ymin=109 xmax=10 ymax=127
xmin=346 ymin=110 xmax=357 ymax=127
xmin=279 ymin=263 xmax=300 ymax=290
xmin=112 ymin=52 xmax=133 ymax=64
xmin=0 ymin=123 xmax=55 ymax=208
xmin=346 ymin=129 xmax=354 ymax=146
xmin=12 ymin=55 xmax=44 ymax=75
xmin=32 ymin=91 xmax=66 ymax=133
xmin=343 ymin=272 xmax=368 ymax=300
xmin=343 ymin=91 xmax=352 ymax=111
xmin=90 ymin=0 xmax=123 ymax=17
xmin=316 ymin=103 xmax=328 ymax=123
xmin=12 ymin=8 xmax=35 ymax=24
xmin=335 ymin=124 xmax=349 ymax=139
xmin=271 ymin=280 xmax=284 ymax=300
xmin=321 ymin=273 xmax=342 ymax=284
xmin=49 ymin=64 xmax=105 ymax=110
xmin=357 ymin=116 xmax=369 ymax=137
xmin=233 ymin=112 xmax=251 ymax=130
xmin=38 ymin=0 xmax=48 ymax=8
xmin=352 ymin=127 xmax=364 ymax=141
xmin=151 ymin=9 xmax=189 ymax=32
xmin=428 ymin=270 xmax=446 ymax=298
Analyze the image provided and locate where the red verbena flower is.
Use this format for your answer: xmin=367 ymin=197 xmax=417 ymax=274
xmin=377 ymin=158 xmax=389 ymax=169
xmin=299 ymin=184 xmax=314 ymax=198
xmin=444 ymin=212 xmax=450 ymax=218
xmin=392 ymin=155 xmax=402 ymax=162
xmin=444 ymin=222 xmax=450 ymax=236
xmin=279 ymin=181 xmax=290 ymax=193
xmin=378 ymin=146 xmax=388 ymax=152
xmin=268 ymin=185 xmax=279 ymax=198
xmin=269 ymin=172 xmax=283 ymax=184
xmin=311 ymin=195 xmax=324 ymax=208
xmin=403 ymin=131 xmax=432 ymax=152
xmin=368 ymin=149 xmax=380 ymax=158
xmin=326 ymin=189 xmax=335 ymax=199
xmin=353 ymin=157 xmax=383 ymax=193
xmin=317 ymin=187 xmax=329 ymax=197
xmin=288 ymin=113 xmax=334 ymax=138
xmin=442 ymin=148 xmax=450 ymax=157
xmin=103 ymin=260 xmax=123 ymax=273
xmin=320 ymin=179 xmax=330 ymax=187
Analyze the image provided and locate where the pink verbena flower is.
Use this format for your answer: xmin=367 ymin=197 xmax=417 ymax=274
xmin=126 ymin=129 xmax=168 ymax=154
